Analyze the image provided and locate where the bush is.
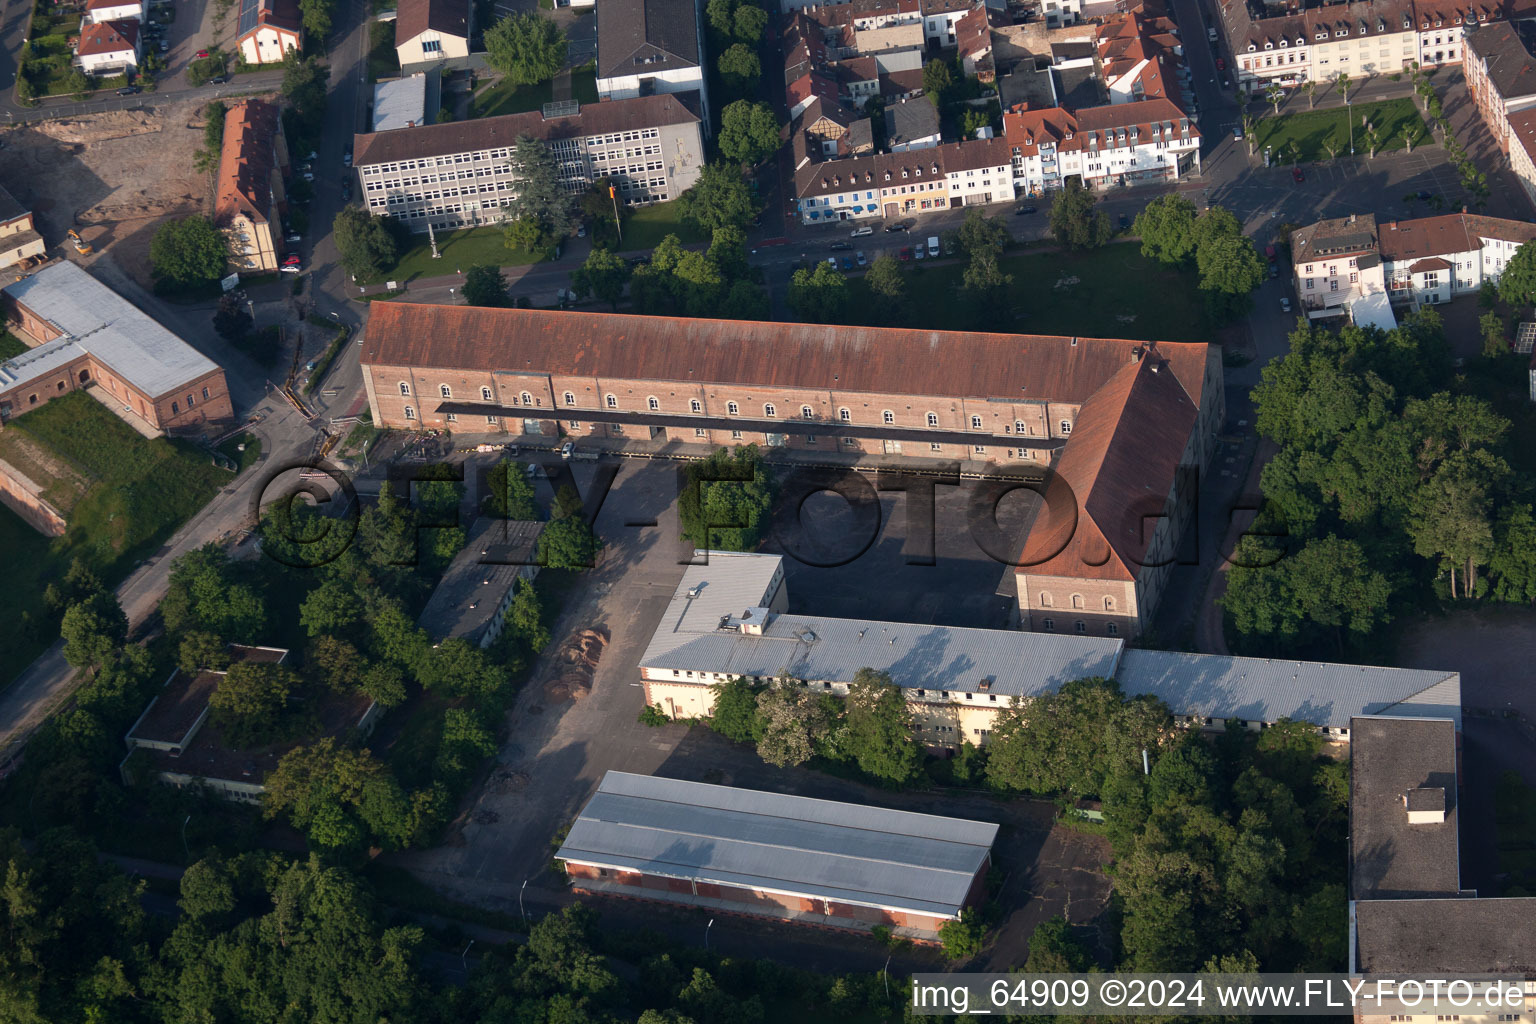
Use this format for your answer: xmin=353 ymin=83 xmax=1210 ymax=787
xmin=637 ymin=704 xmax=670 ymax=727
xmin=938 ymin=907 xmax=987 ymax=961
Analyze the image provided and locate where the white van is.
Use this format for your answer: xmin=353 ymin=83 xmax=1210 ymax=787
xmin=927 ymin=235 xmax=940 ymax=257
xmin=850 ymin=225 xmax=873 ymax=237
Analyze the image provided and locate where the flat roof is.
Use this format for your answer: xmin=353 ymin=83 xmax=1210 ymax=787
xmin=555 ymin=771 xmax=999 ymax=918
xmin=1349 ymin=715 xmax=1463 ymax=900
xmin=416 ymin=516 xmax=543 ymax=642
xmin=1354 ymin=897 xmax=1536 ymax=974
xmin=1 ymin=261 xmax=221 ymax=399
xmin=1115 ymin=650 xmax=1461 ymax=731
xmin=372 ymin=73 xmax=432 ymax=132
xmin=639 ymin=552 xmax=785 ymax=665
xmin=128 ymin=645 xmax=289 ymax=746
xmin=1350 ymin=290 xmax=1398 ymax=333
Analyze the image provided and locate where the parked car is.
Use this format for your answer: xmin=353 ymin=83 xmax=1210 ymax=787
xmin=207 ymin=74 xmax=229 ymax=85
xmin=1232 ymin=125 xmax=1243 ymax=140
xmin=829 ymin=241 xmax=852 ymax=250
xmin=340 ymin=181 xmax=352 ymax=201
xmin=279 ymin=264 xmax=301 ymax=274
xmin=281 ymin=254 xmax=302 ymax=266
xmin=342 ymin=151 xmax=352 ymax=168
xmin=1215 ymin=57 xmax=1225 ymax=70
xmin=301 ymin=171 xmax=314 ymax=181
xmin=898 ymin=246 xmax=913 ymax=261
xmin=116 ymin=85 xmax=139 ymax=95
xmin=1292 ymin=167 xmax=1304 ymax=182
xmin=855 ymin=251 xmax=866 ymax=266
xmin=523 ymin=462 xmax=539 ymax=479
xmin=1118 ymin=212 xmax=1130 ymax=230
xmin=1269 ymin=262 xmax=1278 ymax=278
xmin=1014 ymin=204 xmax=1037 ymax=215
xmin=839 ymin=257 xmax=853 ymax=271
xmin=1280 ymin=296 xmax=1291 ymax=312
xmin=560 ymin=441 xmax=575 ymax=460
xmin=1416 ymin=190 xmax=1433 ymax=201
xmin=158 ymin=40 xmax=169 ymax=52
xmin=194 ymin=49 xmax=209 ymax=58
xmin=850 ymin=225 xmax=872 ymax=237
xmin=576 ymin=224 xmax=586 ymax=238
xmin=825 ymin=257 xmax=837 ymax=267
xmin=284 ymin=232 xmax=301 ymax=243
xmin=914 ymin=246 xmax=925 ymax=260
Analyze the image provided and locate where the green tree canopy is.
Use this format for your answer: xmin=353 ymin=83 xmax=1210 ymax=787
xmin=486 ymin=459 xmax=540 ymax=519
xmin=1048 ymin=178 xmax=1112 ymax=250
xmin=208 ymin=662 xmax=303 ymax=748
xmin=718 ymin=44 xmax=762 ymax=93
xmin=503 ymin=135 xmax=575 ymax=247
xmin=262 ymin=739 xmax=421 ymax=850
xmin=332 ymin=206 xmax=400 ymax=280
xmin=677 ymin=444 xmax=776 ymax=551
xmin=461 ymin=264 xmax=509 ymax=306
xmin=709 ymin=676 xmax=766 ymax=743
xmin=60 ymin=591 xmax=127 ymax=668
xmin=679 ymin=162 xmax=758 ymax=232
xmin=161 ymin=545 xmax=268 ymax=643
xmin=1498 ymin=239 xmax=1536 ymax=306
xmin=150 ymin=216 xmax=228 ymax=287
xmin=863 ymin=253 xmax=908 ymax=324
xmin=1134 ymin=194 xmax=1199 ymax=265
xmin=787 ymin=260 xmax=850 ymax=323
xmin=484 ymin=12 xmax=567 ymax=86
xmin=719 ymin=99 xmax=781 ymax=165
xmin=571 ymin=246 xmax=630 ymax=310
xmin=755 ymin=683 xmax=835 ymax=767
xmin=922 ymin=58 xmax=953 ymax=105
xmin=843 ymin=668 xmax=922 ymax=784
xmin=1196 ymin=233 xmax=1266 ymax=321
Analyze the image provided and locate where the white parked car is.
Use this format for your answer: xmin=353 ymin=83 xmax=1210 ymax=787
xmin=560 ymin=441 xmax=575 ymax=460
xmin=1280 ymin=296 xmax=1291 ymax=312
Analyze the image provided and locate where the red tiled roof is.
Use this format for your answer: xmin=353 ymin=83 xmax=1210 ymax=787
xmin=395 ymin=0 xmax=468 ymax=46
xmin=77 ymin=18 xmax=138 ymax=56
xmin=1408 ymin=257 xmax=1454 ymax=273
xmin=215 ymin=99 xmax=281 ymax=228
xmin=1377 ymin=212 xmax=1536 ymax=261
xmin=360 ymin=305 xmax=1210 ymax=409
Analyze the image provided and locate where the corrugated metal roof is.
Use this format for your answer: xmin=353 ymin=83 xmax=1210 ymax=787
xmin=372 ymin=74 xmax=430 ymax=132
xmin=1 ymin=261 xmax=219 ymax=399
xmin=1114 ymin=650 xmax=1461 ymax=730
xmin=640 ymin=552 xmax=785 ymax=664
xmin=555 ymin=771 xmax=998 ymax=918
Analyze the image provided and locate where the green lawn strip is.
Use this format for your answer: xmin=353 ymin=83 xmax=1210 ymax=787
xmin=216 ymin=434 xmax=262 ymax=472
xmin=0 ymin=505 xmax=60 ymax=673
xmin=472 ymin=75 xmax=553 ymax=118
xmin=302 ymin=325 xmax=349 ymax=395
xmin=0 ymin=330 xmax=27 ymax=360
xmin=374 ymin=225 xmax=544 ymax=284
xmin=616 ymin=199 xmax=708 ymax=251
xmin=890 ymin=241 xmax=1213 ymax=342
xmin=571 ymin=66 xmax=597 ymax=105
xmin=1253 ymin=98 xmax=1427 ymax=164
xmin=366 ymin=21 xmax=399 ymax=83
xmin=1494 ymin=769 xmax=1536 ymax=895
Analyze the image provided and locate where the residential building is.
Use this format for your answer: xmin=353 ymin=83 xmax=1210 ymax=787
xmin=1043 ymin=0 xmax=1084 ymax=27
xmin=555 ymin=771 xmax=999 ymax=937
xmin=234 ymin=0 xmax=302 ymax=66
xmin=358 ymin=304 xmax=1223 ymax=636
xmin=597 ymin=0 xmax=709 ymax=125
xmin=83 ymin=0 xmax=144 ymax=26
xmin=1096 ymin=11 xmax=1183 ymax=104
xmin=215 ymin=99 xmax=289 ymax=274
xmin=1507 ymin=105 xmax=1536 ymax=203
xmin=75 ymin=20 xmax=139 ymax=75
xmin=635 ymin=552 xmax=1463 ymax=744
xmin=955 ymin=6 xmax=997 ymax=81
xmin=120 ymin=644 xmax=381 ymax=803
xmin=417 ymin=517 xmax=544 ymax=648
xmin=0 ymin=185 xmax=46 ymax=271
xmin=372 ymin=72 xmax=439 ymax=132
xmin=884 ymin=97 xmax=941 ymax=150
xmin=394 ymin=0 xmax=471 ymax=71
xmin=0 ymin=261 xmax=233 ymax=434
xmin=1003 ymin=98 xmax=1200 ymax=197
xmin=1464 ymin=19 xmax=1536 ymax=153
xmin=1291 ymin=211 xmax=1536 ymax=317
xmin=351 ymin=93 xmax=704 ymax=232
xmin=1348 ymin=715 xmax=1536 ymax=997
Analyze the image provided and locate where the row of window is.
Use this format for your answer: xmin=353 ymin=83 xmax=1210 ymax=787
xmin=576 ymin=420 xmax=1032 ymax=456
xmin=1041 ymin=593 xmax=1116 ymax=611
xmin=1039 ymin=618 xmax=1120 ymax=635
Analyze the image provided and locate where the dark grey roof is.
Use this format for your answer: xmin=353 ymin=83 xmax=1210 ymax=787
xmin=0 ymin=183 xmax=30 ymax=224
xmin=597 ymin=0 xmax=700 ymax=80
xmin=1464 ymin=22 xmax=1536 ymax=101
xmin=1051 ymin=41 xmax=1095 ymax=60
xmin=847 ymin=117 xmax=873 ymax=150
xmin=1293 ymin=213 xmax=1379 ymax=260
xmin=416 ymin=517 xmax=543 ymax=643
xmin=555 ymin=771 xmax=998 ymax=918
xmin=1114 ymin=651 xmax=1461 ymax=732
xmin=1354 ymin=898 xmax=1536 ymax=974
xmin=883 ymin=99 xmax=939 ymax=146
xmin=1055 ymin=65 xmax=1103 ymax=111
xmin=1349 ymin=716 xmax=1462 ymax=901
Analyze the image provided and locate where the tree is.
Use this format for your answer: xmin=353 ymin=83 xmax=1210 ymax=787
xmin=677 ymin=444 xmax=776 ymax=550
xmin=298 ymin=0 xmax=333 ymax=39
xmin=734 ymin=3 xmax=767 ymax=42
xmin=719 ymin=278 xmax=770 ymax=320
xmin=1498 ymin=240 xmax=1536 ymax=306
xmin=1480 ymin=309 xmax=1508 ymax=358
xmin=1321 ymin=136 xmax=1342 ymax=161
xmin=1240 ymin=111 xmax=1261 ymax=156
xmin=955 ymin=207 xmax=1009 ymax=256
xmin=486 ymin=459 xmax=539 ymax=519
xmin=787 ymin=260 xmax=850 ymax=323
xmin=1402 ymin=122 xmax=1421 ymax=154
xmin=503 ymin=135 xmax=575 ymax=246
xmin=1221 ymin=535 xmax=1393 ymax=653
xmin=1364 ymin=121 xmax=1381 ymax=159
xmin=961 ymin=244 xmax=1013 ymax=327
xmin=60 ymin=592 xmax=127 ymax=668
xmin=461 ymin=264 xmax=509 ymax=307
xmin=332 ymin=206 xmax=399 ymax=280
xmin=539 ymin=505 xmax=602 ymax=570
xmin=208 ymin=662 xmax=302 ymax=747
xmin=571 ymin=246 xmax=630 ymax=310
xmin=161 ymin=545 xmax=268 ymax=642
xmin=580 ymin=176 xmax=629 ymax=236
xmin=262 ymin=739 xmax=419 ymax=850
xmin=959 ymin=108 xmax=991 ymax=138
xmin=1409 ymin=452 xmax=1497 ymax=598
xmin=1265 ymin=81 xmax=1284 ymax=114
xmin=922 ymin=58 xmax=953 ymax=106
xmin=212 ymin=294 xmax=252 ymax=341
xmin=755 ymin=683 xmax=834 ymax=767
xmin=280 ymin=56 xmax=329 ymax=129
xmin=843 ymin=669 xmax=922 ymax=784
xmin=718 ymin=44 xmax=762 ymax=93
xmin=179 ymin=630 xmax=229 ymax=674
xmin=709 ymin=676 xmax=765 ymax=743
xmin=503 ymin=578 xmax=550 ymax=653
xmin=484 ymin=13 xmax=566 ymax=86
xmin=1304 ymin=79 xmax=1317 ymax=109
xmin=718 ymin=99 xmax=782 ymax=166
xmin=679 ymin=162 xmax=758 ymax=231
xmin=1196 ymin=233 xmax=1266 ymax=321
xmin=360 ymin=663 xmax=407 ymax=708
xmin=150 ymin=216 xmax=227 ymax=287
xmin=1490 ymin=504 xmax=1536 ymax=603
xmin=1048 ymin=178 xmax=1112 ymax=250
xmin=708 ymin=224 xmax=751 ymax=282
xmin=1133 ymin=194 xmax=1198 ymax=265
xmin=864 ymin=253 xmax=908 ymax=323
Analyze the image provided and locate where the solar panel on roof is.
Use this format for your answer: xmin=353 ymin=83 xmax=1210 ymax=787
xmin=238 ymin=0 xmax=262 ymax=36
xmin=1516 ymin=322 xmax=1536 ymax=354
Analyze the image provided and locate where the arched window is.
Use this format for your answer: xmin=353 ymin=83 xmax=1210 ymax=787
xmin=404 ymin=406 xmax=416 ymax=420
xmin=1060 ymin=419 xmax=1073 ymax=435
xmin=399 ymin=382 xmax=411 ymax=396
xmin=564 ymin=391 xmax=575 ymax=406
xmin=882 ymin=410 xmax=895 ymax=424
xmin=927 ymin=412 xmax=939 ymax=427
xmin=1015 ymin=419 xmax=1026 ymax=435
xmin=1040 ymin=593 xmax=1053 ymax=607
xmin=605 ymin=394 xmax=618 ymax=408
xmin=520 ymin=391 xmax=532 ymax=406
xmin=1071 ymin=594 xmax=1084 ymax=609
xmin=481 ymin=386 xmax=493 ymax=401
xmin=648 ymin=396 xmax=660 ymax=411
xmin=440 ymin=384 xmax=452 ymax=399
xmin=727 ymin=401 xmax=739 ymax=415
xmin=970 ymin=415 xmax=983 ymax=429
xmin=690 ymin=399 xmax=702 ymax=413
xmin=838 ymin=407 xmax=851 ymax=422
xmin=764 ymin=403 xmax=776 ymax=417
xmin=801 ymin=405 xmax=814 ymax=419
xmin=1104 ymin=596 xmax=1116 ymax=612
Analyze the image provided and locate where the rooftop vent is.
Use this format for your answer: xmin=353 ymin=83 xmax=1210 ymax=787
xmin=687 ymin=584 xmax=703 ymax=599
xmin=978 ymin=676 xmax=993 ymax=692
xmin=1405 ymin=787 xmax=1446 ymax=824
xmin=738 ymin=607 xmax=773 ymax=635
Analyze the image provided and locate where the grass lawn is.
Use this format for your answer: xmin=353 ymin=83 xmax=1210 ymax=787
xmin=615 ymin=200 xmax=707 ymax=251
xmin=1495 ymin=769 xmax=1536 ymax=895
xmin=0 ymin=330 xmax=27 ymax=360
xmin=1253 ymin=98 xmax=1428 ymax=164
xmin=366 ymin=20 xmax=399 ymax=83
xmin=375 ymin=225 xmax=545 ymax=283
xmin=216 ymin=433 xmax=262 ymax=472
xmin=473 ymin=75 xmax=553 ymax=118
xmin=0 ymin=392 xmax=237 ymax=685
xmin=871 ymin=241 xmax=1213 ymax=342
xmin=572 ymin=66 xmax=597 ymax=105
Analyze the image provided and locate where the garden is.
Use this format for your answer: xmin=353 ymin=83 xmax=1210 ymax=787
xmin=1251 ymin=98 xmax=1428 ymax=163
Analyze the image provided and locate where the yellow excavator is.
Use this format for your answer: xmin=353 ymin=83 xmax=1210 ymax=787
xmin=66 ymin=229 xmax=92 ymax=255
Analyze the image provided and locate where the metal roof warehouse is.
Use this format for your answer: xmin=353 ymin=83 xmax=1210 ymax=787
xmin=555 ymin=771 xmax=998 ymax=934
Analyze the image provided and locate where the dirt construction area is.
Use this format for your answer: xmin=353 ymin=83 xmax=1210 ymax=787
xmin=0 ymin=97 xmax=244 ymax=288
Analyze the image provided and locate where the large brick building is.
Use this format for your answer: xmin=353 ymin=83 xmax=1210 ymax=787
xmin=358 ymin=304 xmax=1222 ymax=636
xmin=0 ymin=261 xmax=232 ymax=434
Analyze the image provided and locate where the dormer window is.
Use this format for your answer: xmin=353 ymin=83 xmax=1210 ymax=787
xmin=915 ymin=167 xmax=922 ymax=177
xmin=1280 ymin=39 xmax=1288 ymax=47
xmin=1249 ymin=41 xmax=1257 ymax=50
xmin=1435 ymin=18 xmax=1442 ymax=26
xmin=931 ymin=163 xmax=939 ymax=173
xmin=1335 ymin=29 xmax=1347 ymax=37
xmin=884 ymin=171 xmax=892 ymax=180
xmin=1403 ymin=14 xmax=1412 ymax=26
xmin=1315 ymin=31 xmax=1326 ymax=39
xmin=1296 ymin=36 xmax=1305 ymax=45
xmin=901 ymin=168 xmax=908 ymax=177
xmin=1265 ymin=40 xmax=1273 ymax=48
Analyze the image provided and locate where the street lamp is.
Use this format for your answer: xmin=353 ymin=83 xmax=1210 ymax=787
xmin=461 ymin=940 xmax=474 ymax=972
xmin=705 ymin=918 xmax=715 ymax=951
xmin=519 ymin=879 xmax=528 ymax=922
xmin=180 ymin=814 xmax=191 ymax=862
xmin=1347 ymin=96 xmax=1354 ymax=154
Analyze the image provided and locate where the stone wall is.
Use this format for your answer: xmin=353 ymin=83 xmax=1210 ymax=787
xmin=0 ymin=458 xmax=66 ymax=536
